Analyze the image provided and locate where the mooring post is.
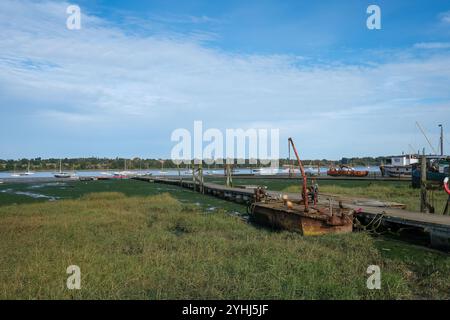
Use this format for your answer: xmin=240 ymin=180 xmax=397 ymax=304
xmin=420 ymin=150 xmax=428 ymax=213
xmin=192 ymin=160 xmax=196 ymax=192
xmin=225 ymin=164 xmax=233 ymax=187
xmin=199 ymin=161 xmax=204 ymax=194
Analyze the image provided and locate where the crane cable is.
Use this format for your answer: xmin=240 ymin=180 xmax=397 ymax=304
xmin=415 ymin=121 xmax=437 ymax=154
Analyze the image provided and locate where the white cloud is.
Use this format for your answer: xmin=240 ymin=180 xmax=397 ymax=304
xmin=0 ymin=0 xmax=449 ymax=158
xmin=414 ymin=42 xmax=450 ymax=49
xmin=440 ymin=11 xmax=450 ymax=24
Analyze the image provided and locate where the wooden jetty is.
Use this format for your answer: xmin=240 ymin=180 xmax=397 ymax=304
xmin=133 ymin=176 xmax=450 ymax=250
xmin=207 ymin=174 xmax=410 ymax=182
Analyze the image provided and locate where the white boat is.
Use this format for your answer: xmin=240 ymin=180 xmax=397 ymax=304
xmin=11 ymin=164 xmax=20 ymax=177
xmin=251 ymin=167 xmax=283 ymax=175
xmin=19 ymin=161 xmax=35 ymax=176
xmin=158 ymin=160 xmax=168 ymax=175
xmin=380 ymin=155 xmax=419 ymax=177
xmin=135 ymin=171 xmax=152 ymax=176
xmin=113 ymin=171 xmax=134 ymax=176
xmin=54 ymin=160 xmax=76 ymax=178
xmin=113 ymin=160 xmax=136 ymax=176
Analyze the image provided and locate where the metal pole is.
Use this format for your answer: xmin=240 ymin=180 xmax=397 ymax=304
xmin=199 ymin=161 xmax=204 ymax=194
xmin=288 ymin=137 xmax=308 ymax=211
xmin=192 ymin=160 xmax=195 ymax=192
xmin=439 ymin=124 xmax=443 ymax=156
xmin=420 ymin=149 xmax=428 ymax=213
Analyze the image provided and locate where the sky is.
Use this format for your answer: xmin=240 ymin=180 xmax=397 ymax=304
xmin=0 ymin=0 xmax=450 ymax=160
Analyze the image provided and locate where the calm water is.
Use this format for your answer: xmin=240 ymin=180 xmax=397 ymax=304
xmin=0 ymin=166 xmax=380 ymax=179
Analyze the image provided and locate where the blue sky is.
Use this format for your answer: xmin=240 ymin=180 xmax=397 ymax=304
xmin=0 ymin=0 xmax=450 ymax=160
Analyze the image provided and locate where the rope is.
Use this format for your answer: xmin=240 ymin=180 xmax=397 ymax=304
xmin=355 ymin=211 xmax=386 ymax=234
xmin=247 ymin=202 xmax=256 ymax=215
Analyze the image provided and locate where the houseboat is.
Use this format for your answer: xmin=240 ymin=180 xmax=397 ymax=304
xmin=380 ymin=154 xmax=419 ymax=178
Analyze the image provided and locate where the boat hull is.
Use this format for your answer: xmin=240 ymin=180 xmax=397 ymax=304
xmin=250 ymin=202 xmax=354 ymax=236
xmin=382 ymin=165 xmax=413 ymax=178
xmin=54 ymin=173 xmax=75 ymax=178
xmin=327 ymin=169 xmax=369 ymax=177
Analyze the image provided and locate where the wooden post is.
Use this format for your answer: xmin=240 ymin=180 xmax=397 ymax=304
xmin=225 ymin=164 xmax=233 ymax=187
xmin=199 ymin=161 xmax=204 ymax=194
xmin=420 ymin=151 xmax=428 ymax=213
xmin=192 ymin=160 xmax=195 ymax=192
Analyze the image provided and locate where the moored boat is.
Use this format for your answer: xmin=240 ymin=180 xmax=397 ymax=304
xmin=250 ymin=200 xmax=355 ymax=236
xmin=53 ymin=159 xmax=77 ymax=178
xmin=411 ymin=156 xmax=450 ymax=188
xmin=249 ymin=138 xmax=356 ymax=236
xmin=19 ymin=162 xmax=35 ymax=176
xmin=380 ymin=154 xmax=418 ymax=178
xmin=327 ymin=165 xmax=368 ymax=177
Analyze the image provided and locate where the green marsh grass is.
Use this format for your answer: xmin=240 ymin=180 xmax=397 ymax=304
xmin=0 ymin=192 xmax=449 ymax=299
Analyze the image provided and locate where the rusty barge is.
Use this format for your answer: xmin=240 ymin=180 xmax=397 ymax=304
xmin=249 ymin=201 xmax=354 ymax=236
xmin=246 ymin=137 xmax=356 ymax=235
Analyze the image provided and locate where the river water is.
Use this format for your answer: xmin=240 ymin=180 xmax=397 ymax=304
xmin=0 ymin=166 xmax=380 ymax=180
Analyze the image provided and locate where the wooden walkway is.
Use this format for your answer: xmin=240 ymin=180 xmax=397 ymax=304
xmin=133 ymin=176 xmax=450 ymax=250
xmin=207 ymin=174 xmax=410 ymax=182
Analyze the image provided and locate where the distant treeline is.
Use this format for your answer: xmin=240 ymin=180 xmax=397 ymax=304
xmin=0 ymin=157 xmax=384 ymax=172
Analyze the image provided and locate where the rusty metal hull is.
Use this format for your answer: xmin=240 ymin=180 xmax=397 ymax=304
xmin=327 ymin=169 xmax=369 ymax=177
xmin=250 ymin=202 xmax=353 ymax=236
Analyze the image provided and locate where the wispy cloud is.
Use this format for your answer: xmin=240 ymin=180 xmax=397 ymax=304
xmin=414 ymin=42 xmax=450 ymax=49
xmin=0 ymin=0 xmax=449 ymax=158
xmin=439 ymin=11 xmax=450 ymax=24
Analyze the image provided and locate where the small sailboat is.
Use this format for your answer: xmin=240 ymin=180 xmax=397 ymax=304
xmin=54 ymin=160 xmax=76 ymax=178
xmin=19 ymin=161 xmax=35 ymax=176
xmin=114 ymin=159 xmax=134 ymax=177
xmin=183 ymin=163 xmax=192 ymax=174
xmin=159 ymin=160 xmax=168 ymax=174
xmin=11 ymin=164 xmax=20 ymax=177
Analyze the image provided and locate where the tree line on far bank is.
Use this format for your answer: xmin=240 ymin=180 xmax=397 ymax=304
xmin=0 ymin=157 xmax=384 ymax=172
